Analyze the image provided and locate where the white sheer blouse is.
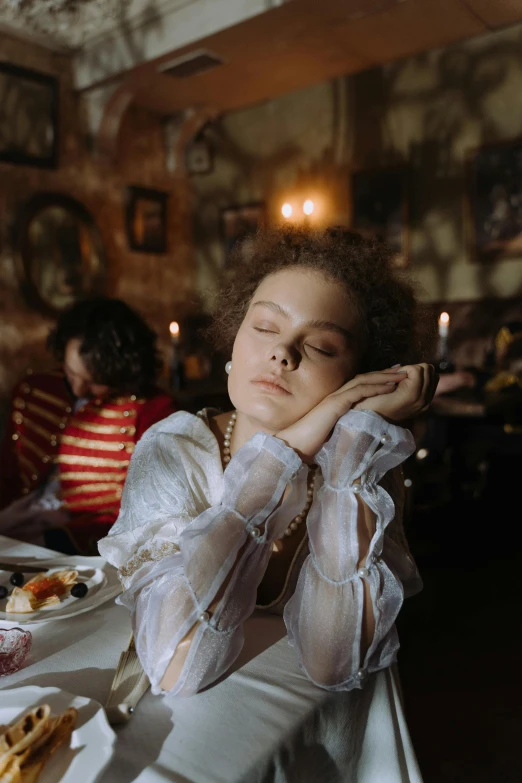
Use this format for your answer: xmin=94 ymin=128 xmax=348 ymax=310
xmin=98 ymin=409 xmax=421 ymax=696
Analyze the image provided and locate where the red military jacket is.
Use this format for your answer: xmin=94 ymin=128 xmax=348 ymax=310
xmin=0 ymin=369 xmax=175 ymax=553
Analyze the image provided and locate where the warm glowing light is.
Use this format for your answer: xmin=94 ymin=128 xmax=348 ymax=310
xmin=281 ymin=203 xmax=293 ymax=219
xmin=303 ymin=199 xmax=314 ymax=216
xmin=438 ymin=311 xmax=450 ymax=339
xmin=169 ymin=321 xmax=180 ymax=338
xmin=416 ymin=448 xmax=429 ymax=460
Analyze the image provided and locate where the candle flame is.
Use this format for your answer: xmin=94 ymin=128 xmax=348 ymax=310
xmin=438 ymin=312 xmax=450 ymax=325
xmin=303 ymin=199 xmax=314 ymax=216
xmin=169 ymin=321 xmax=180 ymax=337
xmin=281 ymin=203 xmax=293 ymax=219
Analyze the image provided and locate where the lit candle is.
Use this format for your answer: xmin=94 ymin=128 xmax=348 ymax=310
xmin=281 ymin=203 xmax=293 ymax=219
xmin=303 ymin=199 xmax=314 ymax=216
xmin=437 ymin=312 xmax=450 ymax=364
xmin=169 ymin=321 xmax=180 ymax=342
xmin=169 ymin=321 xmax=181 ymax=391
xmin=438 ymin=312 xmax=450 ymax=339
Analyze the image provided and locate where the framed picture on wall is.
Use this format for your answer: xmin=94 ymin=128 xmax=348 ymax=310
xmin=0 ymin=62 xmax=59 ymax=169
xmin=126 ymin=186 xmax=168 ymax=253
xmin=467 ymin=138 xmax=522 ymax=263
xmin=220 ymin=202 xmax=266 ymax=261
xmin=351 ymin=168 xmax=408 ymax=267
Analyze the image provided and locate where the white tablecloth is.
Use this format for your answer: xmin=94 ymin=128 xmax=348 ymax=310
xmin=0 ymin=536 xmax=423 ymax=782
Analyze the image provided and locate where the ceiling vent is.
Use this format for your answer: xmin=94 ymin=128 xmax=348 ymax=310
xmin=159 ymin=49 xmax=224 ymax=79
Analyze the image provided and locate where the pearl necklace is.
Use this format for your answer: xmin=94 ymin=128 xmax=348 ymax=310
xmin=222 ymin=411 xmax=315 ymax=540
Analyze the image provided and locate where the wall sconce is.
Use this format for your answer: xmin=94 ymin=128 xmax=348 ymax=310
xmin=303 ymin=200 xmax=314 ymax=216
xmin=281 ymin=203 xmax=293 ymax=219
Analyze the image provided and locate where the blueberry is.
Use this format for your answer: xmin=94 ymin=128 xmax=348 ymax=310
xmin=71 ymin=583 xmax=88 ymax=599
xmin=0 ymin=585 xmax=8 ymax=600
xmin=10 ymin=572 xmax=24 ymax=587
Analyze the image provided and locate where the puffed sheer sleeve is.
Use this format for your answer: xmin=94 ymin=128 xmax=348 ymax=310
xmin=283 ymin=410 xmax=420 ymax=691
xmin=99 ymin=417 xmax=305 ymax=696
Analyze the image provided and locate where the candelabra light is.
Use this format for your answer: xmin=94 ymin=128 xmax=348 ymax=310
xmin=280 ymin=199 xmax=316 ymax=223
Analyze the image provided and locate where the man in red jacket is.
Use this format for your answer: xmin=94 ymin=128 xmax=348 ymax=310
xmin=0 ymin=298 xmax=175 ymax=554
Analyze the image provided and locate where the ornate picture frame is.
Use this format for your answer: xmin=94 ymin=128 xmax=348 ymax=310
xmin=220 ymin=202 xmax=266 ymax=261
xmin=467 ymin=138 xmax=522 ymax=263
xmin=125 ymin=187 xmax=168 ymax=254
xmin=0 ymin=62 xmax=59 ymax=169
xmin=15 ymin=193 xmax=106 ymax=317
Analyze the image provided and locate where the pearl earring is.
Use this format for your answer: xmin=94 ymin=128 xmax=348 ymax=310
xmin=225 ymin=361 xmax=232 ymax=375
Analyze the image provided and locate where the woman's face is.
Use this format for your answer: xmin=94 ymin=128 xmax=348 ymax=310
xmin=228 ymin=267 xmax=363 ymax=432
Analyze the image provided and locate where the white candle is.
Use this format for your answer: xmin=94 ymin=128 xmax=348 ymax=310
xmin=437 ymin=312 xmax=450 ymax=364
xmin=169 ymin=322 xmax=181 ymax=391
xmin=169 ymin=321 xmax=180 ymax=343
xmin=438 ymin=312 xmax=450 ymax=339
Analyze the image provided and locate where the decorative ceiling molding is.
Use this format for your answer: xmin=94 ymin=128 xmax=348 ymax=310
xmin=0 ymin=0 xmax=124 ymax=49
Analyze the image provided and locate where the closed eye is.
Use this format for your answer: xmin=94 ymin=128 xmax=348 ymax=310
xmin=253 ymin=327 xmax=277 ymax=334
xmin=307 ymin=345 xmax=334 ymax=357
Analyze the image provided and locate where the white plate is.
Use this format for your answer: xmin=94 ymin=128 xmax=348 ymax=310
xmin=0 ymin=685 xmax=115 ymax=783
xmin=0 ymin=556 xmax=121 ymax=624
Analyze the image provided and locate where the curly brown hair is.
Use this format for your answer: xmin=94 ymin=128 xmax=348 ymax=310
xmin=206 ymin=227 xmax=425 ymax=372
xmin=47 ymin=298 xmax=162 ymax=395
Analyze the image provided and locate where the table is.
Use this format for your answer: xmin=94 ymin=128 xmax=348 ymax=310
xmin=0 ymin=536 xmax=423 ymax=783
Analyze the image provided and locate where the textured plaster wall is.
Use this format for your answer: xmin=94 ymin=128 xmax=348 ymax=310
xmin=0 ymin=34 xmax=195 ymax=406
xmin=192 ymin=22 xmax=522 ymax=311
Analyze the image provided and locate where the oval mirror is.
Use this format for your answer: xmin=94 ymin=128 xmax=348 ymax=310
xmin=16 ymin=193 xmax=106 ymax=315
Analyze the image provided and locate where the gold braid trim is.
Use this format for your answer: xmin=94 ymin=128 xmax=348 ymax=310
xmin=56 ymin=454 xmax=131 ymax=468
xmin=20 ymin=435 xmax=52 ymax=463
xmin=19 ymin=453 xmax=38 ymax=477
xmin=68 ymin=419 xmax=136 ymax=435
xmin=26 ymin=402 xmax=67 ymax=428
xmin=60 ymin=471 xmax=127 ymax=481
xmin=63 ymin=493 xmax=121 ymax=509
xmin=60 ymin=434 xmax=135 ymax=452
xmin=31 ymin=388 xmax=70 ymax=410
xmin=95 ymin=408 xmax=137 ymax=419
xmin=118 ymin=541 xmax=180 ymax=581
xmin=63 ymin=482 xmax=123 ymax=497
xmin=23 ymin=418 xmax=57 ymax=443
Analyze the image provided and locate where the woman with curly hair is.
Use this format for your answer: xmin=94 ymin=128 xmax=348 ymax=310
xmin=100 ymin=229 xmax=435 ymax=779
xmin=0 ymin=298 xmax=175 ymax=554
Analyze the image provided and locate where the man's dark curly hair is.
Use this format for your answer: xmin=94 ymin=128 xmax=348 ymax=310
xmin=207 ymin=227 xmax=424 ymax=372
xmin=47 ymin=298 xmax=162 ymax=395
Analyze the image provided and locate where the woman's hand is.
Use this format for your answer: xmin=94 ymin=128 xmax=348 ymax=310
xmin=353 ymin=363 xmax=437 ymax=421
xmin=277 ymin=369 xmax=407 ymax=462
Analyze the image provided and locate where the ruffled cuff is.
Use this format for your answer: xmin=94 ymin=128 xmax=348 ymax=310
xmin=316 ymin=410 xmax=415 ymax=490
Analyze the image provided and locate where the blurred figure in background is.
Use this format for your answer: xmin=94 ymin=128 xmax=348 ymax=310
xmin=0 ymin=298 xmax=175 ymax=554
